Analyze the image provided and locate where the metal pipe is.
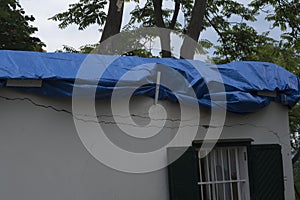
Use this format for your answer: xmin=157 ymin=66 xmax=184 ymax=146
xmin=154 ymin=71 xmax=161 ymax=105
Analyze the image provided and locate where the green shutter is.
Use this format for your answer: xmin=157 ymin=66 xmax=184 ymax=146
xmin=167 ymin=147 xmax=200 ymax=200
xmin=248 ymin=144 xmax=285 ymax=200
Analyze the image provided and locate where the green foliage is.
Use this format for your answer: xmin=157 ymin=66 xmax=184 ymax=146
xmin=50 ymin=0 xmax=299 ymax=62
xmin=0 ymin=0 xmax=45 ymax=51
xmin=213 ymin=25 xmax=274 ymax=63
xmin=199 ymin=39 xmax=213 ymax=49
xmin=249 ymin=0 xmax=300 ymax=61
xmin=57 ymin=28 xmax=155 ymax=57
xmin=124 ymin=0 xmax=269 ymax=59
xmin=250 ymin=0 xmax=300 ymax=41
xmin=51 ymin=0 xmax=267 ymax=59
xmin=56 ymin=43 xmax=98 ymax=54
xmin=127 ymin=0 xmax=180 ymax=30
xmin=127 ymin=0 xmax=157 ymax=27
xmin=49 ymin=0 xmax=108 ymax=30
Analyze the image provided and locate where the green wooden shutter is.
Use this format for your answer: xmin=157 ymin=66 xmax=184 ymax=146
xmin=248 ymin=144 xmax=285 ymax=200
xmin=167 ymin=147 xmax=200 ymax=200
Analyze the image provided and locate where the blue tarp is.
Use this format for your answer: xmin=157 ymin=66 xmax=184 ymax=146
xmin=0 ymin=50 xmax=299 ymax=113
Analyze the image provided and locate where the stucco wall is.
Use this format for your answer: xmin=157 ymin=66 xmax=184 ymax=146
xmin=0 ymin=88 xmax=295 ymax=200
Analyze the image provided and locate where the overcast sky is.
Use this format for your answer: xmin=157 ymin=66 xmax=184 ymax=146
xmin=19 ymin=0 xmax=103 ymax=52
xmin=19 ymin=0 xmax=279 ymax=53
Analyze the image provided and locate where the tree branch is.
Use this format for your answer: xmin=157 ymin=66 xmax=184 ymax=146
xmin=205 ymin=15 xmax=231 ymax=62
xmin=152 ymin=0 xmax=165 ymax=28
xmin=169 ymin=0 xmax=180 ymax=30
xmin=180 ymin=0 xmax=207 ymax=59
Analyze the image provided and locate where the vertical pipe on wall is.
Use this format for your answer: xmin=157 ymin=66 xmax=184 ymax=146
xmin=154 ymin=71 xmax=161 ymax=105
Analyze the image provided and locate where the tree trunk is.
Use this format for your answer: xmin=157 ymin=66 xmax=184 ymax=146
xmin=152 ymin=0 xmax=171 ymax=58
xmin=180 ymin=0 xmax=207 ymax=59
xmin=99 ymin=0 xmax=124 ymax=54
xmin=169 ymin=0 xmax=180 ymax=30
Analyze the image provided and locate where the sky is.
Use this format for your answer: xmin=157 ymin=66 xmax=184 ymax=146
xmin=19 ymin=0 xmax=280 ymax=53
xmin=19 ymin=0 xmax=103 ymax=52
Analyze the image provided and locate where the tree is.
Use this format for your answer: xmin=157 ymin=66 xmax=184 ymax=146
xmin=49 ymin=0 xmax=125 ymax=51
xmin=50 ymin=0 xmax=268 ymax=59
xmin=124 ymin=0 xmax=267 ymax=59
xmin=0 ymin=0 xmax=45 ymax=51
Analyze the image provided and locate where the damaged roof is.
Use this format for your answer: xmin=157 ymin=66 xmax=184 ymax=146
xmin=0 ymin=50 xmax=299 ymax=113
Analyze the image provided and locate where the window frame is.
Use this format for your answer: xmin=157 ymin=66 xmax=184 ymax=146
xmin=167 ymin=139 xmax=285 ymax=200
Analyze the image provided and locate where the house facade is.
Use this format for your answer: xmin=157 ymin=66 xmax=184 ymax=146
xmin=0 ymin=50 xmax=298 ymax=200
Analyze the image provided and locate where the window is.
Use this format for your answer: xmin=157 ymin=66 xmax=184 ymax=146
xmin=197 ymin=147 xmax=250 ymax=200
xmin=167 ymin=140 xmax=285 ymax=200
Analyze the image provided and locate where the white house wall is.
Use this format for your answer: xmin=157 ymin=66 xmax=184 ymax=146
xmin=0 ymin=88 xmax=295 ymax=200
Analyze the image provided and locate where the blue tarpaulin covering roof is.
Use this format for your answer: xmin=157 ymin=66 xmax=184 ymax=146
xmin=0 ymin=50 xmax=299 ymax=113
